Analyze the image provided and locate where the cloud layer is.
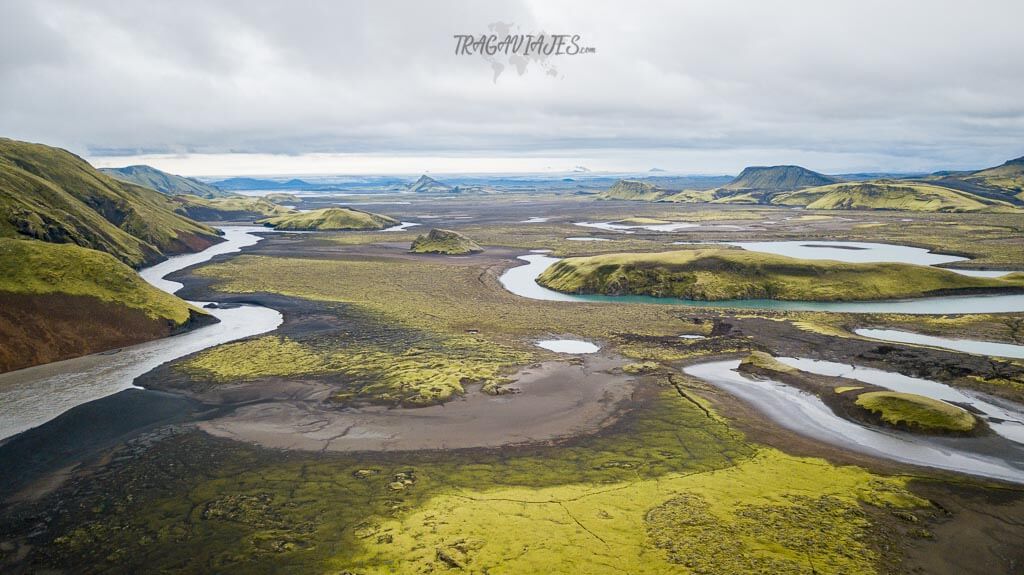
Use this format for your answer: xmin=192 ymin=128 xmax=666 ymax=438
xmin=2 ymin=0 xmax=1022 ymax=174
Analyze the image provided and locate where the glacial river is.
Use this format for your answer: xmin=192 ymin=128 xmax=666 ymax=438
xmin=0 ymin=227 xmax=282 ymax=440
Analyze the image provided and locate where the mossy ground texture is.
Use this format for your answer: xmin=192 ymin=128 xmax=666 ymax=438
xmin=184 ymin=331 xmax=529 ymax=405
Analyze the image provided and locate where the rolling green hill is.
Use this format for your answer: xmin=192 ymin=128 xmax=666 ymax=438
xmin=258 ymin=207 xmax=398 ymax=230
xmin=173 ymin=195 xmax=295 ymax=221
xmin=536 ymin=249 xmax=1024 ymax=301
xmin=0 ymin=238 xmax=210 ymax=372
xmin=100 ymin=164 xmax=230 ymax=198
xmin=771 ymin=180 xmax=1012 ymax=212
xmin=0 ymin=138 xmax=222 ymax=266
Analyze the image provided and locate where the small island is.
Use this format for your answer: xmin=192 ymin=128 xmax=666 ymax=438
xmin=536 ymin=249 xmax=1024 ymax=302
xmin=409 ymin=229 xmax=483 ymax=255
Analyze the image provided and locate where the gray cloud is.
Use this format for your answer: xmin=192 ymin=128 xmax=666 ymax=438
xmin=1 ymin=0 xmax=1022 ymax=173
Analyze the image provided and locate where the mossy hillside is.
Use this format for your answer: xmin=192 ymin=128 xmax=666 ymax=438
xmin=258 ymin=207 xmax=397 ymax=230
xmin=409 ymin=228 xmax=482 ymax=254
xmin=854 ymin=391 xmax=977 ymax=433
xmin=173 ymin=195 xmax=295 ymax=220
xmin=536 ymin=248 xmax=1024 ymax=301
xmin=184 ymin=331 xmax=529 ymax=405
xmin=771 ymin=180 xmax=1013 ymax=212
xmin=0 ymin=137 xmax=221 ymax=266
xmin=0 ymin=238 xmax=198 ymax=324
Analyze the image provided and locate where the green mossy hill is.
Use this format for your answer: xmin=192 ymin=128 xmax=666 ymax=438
xmin=772 ymin=180 xmax=1014 ymax=212
xmin=0 ymin=138 xmax=221 ymax=266
xmin=536 ymin=249 xmax=1024 ymax=301
xmin=258 ymin=207 xmax=398 ymax=230
xmin=99 ymin=164 xmax=229 ymax=198
xmin=173 ymin=195 xmax=295 ymax=221
xmin=0 ymin=238 xmax=201 ymax=327
xmin=854 ymin=391 xmax=977 ymax=433
xmin=723 ymin=165 xmax=838 ymax=192
xmin=599 ymin=180 xmax=667 ymax=201
xmin=409 ymin=228 xmax=483 ymax=254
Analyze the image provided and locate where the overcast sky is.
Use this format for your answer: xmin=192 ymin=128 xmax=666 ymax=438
xmin=2 ymin=0 xmax=1023 ymax=176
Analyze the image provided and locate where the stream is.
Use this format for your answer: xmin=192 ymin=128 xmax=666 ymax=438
xmin=684 ymin=360 xmax=1024 ymax=484
xmin=0 ymin=226 xmax=282 ymax=441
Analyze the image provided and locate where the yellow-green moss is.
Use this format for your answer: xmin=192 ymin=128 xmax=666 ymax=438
xmin=622 ymin=361 xmax=661 ymax=374
xmin=855 ymin=391 xmax=977 ymax=432
xmin=184 ymin=333 xmax=530 ymax=405
xmin=339 ymin=449 xmax=925 ymax=574
xmin=0 ymin=238 xmax=197 ymax=323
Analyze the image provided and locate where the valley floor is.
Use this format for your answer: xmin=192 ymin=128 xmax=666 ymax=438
xmin=3 ymin=197 xmax=1024 ymax=574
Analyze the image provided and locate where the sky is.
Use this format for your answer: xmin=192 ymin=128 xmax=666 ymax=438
xmin=1 ymin=0 xmax=1023 ymax=176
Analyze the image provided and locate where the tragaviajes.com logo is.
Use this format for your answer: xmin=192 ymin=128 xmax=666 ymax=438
xmin=454 ymin=22 xmax=596 ymax=82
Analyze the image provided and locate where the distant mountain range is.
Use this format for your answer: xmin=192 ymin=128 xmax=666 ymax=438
xmin=601 ymin=157 xmax=1024 ymax=212
xmin=100 ymin=165 xmax=230 ymax=198
xmin=210 ymin=177 xmax=330 ymax=191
